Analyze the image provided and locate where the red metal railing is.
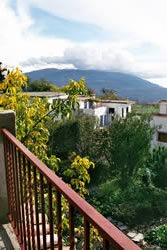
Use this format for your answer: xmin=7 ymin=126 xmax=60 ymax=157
xmin=2 ymin=128 xmax=141 ymax=250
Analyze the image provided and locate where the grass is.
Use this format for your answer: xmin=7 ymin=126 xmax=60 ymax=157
xmin=132 ymin=104 xmax=159 ymax=115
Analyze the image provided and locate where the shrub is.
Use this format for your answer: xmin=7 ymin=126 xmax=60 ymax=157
xmin=89 ymin=183 xmax=167 ymax=226
xmin=145 ymin=224 xmax=167 ymax=247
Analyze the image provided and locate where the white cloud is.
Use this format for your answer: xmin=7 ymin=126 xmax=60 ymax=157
xmin=28 ymin=0 xmax=167 ymax=48
xmin=0 ymin=0 xmax=72 ymax=67
xmin=1 ymin=0 xmax=167 ymax=86
xmin=22 ymin=43 xmax=135 ymax=72
xmin=21 ymin=43 xmax=167 ymax=83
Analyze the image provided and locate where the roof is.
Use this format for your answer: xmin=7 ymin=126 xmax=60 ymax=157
xmin=24 ymin=92 xmax=134 ymax=104
xmin=100 ymin=99 xmax=135 ymax=104
xmin=78 ymin=96 xmax=134 ymax=104
xmin=159 ymin=100 xmax=167 ymax=103
xmin=153 ymin=113 xmax=167 ymax=117
xmin=24 ymin=92 xmax=67 ymax=98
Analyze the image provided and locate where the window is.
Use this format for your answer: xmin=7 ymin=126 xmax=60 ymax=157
xmin=84 ymin=101 xmax=88 ymax=109
xmin=89 ymin=101 xmax=93 ymax=109
xmin=104 ymin=115 xmax=107 ymax=125
xmin=109 ymin=108 xmax=115 ymax=114
xmin=100 ymin=115 xmax=107 ymax=127
xmin=126 ymin=107 xmax=129 ymax=114
xmin=100 ymin=115 xmax=103 ymax=127
xmin=122 ymin=108 xmax=124 ymax=118
xmin=158 ymin=132 xmax=167 ymax=143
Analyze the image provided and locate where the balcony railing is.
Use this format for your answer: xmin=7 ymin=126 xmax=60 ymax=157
xmin=2 ymin=128 xmax=141 ymax=250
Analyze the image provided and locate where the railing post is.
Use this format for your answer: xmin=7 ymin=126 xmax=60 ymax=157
xmin=0 ymin=110 xmax=15 ymax=223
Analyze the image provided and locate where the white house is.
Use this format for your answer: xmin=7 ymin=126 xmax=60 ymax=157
xmin=77 ymin=96 xmax=134 ymax=127
xmin=26 ymin=92 xmax=134 ymax=127
xmin=26 ymin=92 xmax=68 ymax=104
xmin=152 ymin=100 xmax=167 ymax=146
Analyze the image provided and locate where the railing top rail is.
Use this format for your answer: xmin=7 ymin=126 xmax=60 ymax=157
xmin=2 ymin=128 xmax=141 ymax=250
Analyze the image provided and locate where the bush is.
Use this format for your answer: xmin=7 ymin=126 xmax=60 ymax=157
xmin=50 ymin=114 xmax=97 ymax=159
xmin=89 ymin=183 xmax=167 ymax=226
xmin=145 ymin=224 xmax=167 ymax=247
xmin=145 ymin=146 xmax=167 ymax=189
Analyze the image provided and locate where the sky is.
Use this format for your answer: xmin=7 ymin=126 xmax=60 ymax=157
xmin=1 ymin=0 xmax=167 ymax=87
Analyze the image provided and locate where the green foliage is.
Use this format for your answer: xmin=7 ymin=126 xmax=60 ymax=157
xmin=99 ymin=114 xmax=154 ymax=187
xmin=145 ymin=146 xmax=167 ymax=188
xmin=63 ymin=78 xmax=88 ymax=96
xmin=0 ymin=68 xmax=59 ymax=169
xmin=145 ymin=224 xmax=167 ymax=247
xmin=100 ymin=88 xmax=119 ymax=100
xmin=0 ymin=66 xmax=89 ymax=171
xmin=133 ymin=104 xmax=159 ymax=115
xmin=89 ymin=183 xmax=167 ymax=226
xmin=50 ymin=114 xmax=98 ymax=159
xmin=0 ymin=64 xmax=101 ymax=248
xmin=51 ymin=112 xmax=155 ymax=187
xmin=63 ymin=154 xmax=95 ymax=197
xmin=27 ymin=78 xmax=59 ymax=92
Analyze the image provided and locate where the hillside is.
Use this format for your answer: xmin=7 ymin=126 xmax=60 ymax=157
xmin=26 ymin=69 xmax=167 ymax=102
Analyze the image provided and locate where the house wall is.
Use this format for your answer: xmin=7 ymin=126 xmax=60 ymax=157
xmin=80 ymin=102 xmax=132 ymax=127
xmin=159 ymin=103 xmax=167 ymax=114
xmin=103 ymin=103 xmax=131 ymax=118
xmin=48 ymin=94 xmax=68 ymax=104
xmin=151 ymin=115 xmax=167 ymax=147
xmin=29 ymin=93 xmax=132 ymax=127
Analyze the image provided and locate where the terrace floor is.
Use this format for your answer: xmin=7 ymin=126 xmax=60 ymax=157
xmin=0 ymin=223 xmax=20 ymax=250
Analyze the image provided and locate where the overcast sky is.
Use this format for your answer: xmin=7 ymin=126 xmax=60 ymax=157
xmin=1 ymin=0 xmax=167 ymax=87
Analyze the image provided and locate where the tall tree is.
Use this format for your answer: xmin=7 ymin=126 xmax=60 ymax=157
xmin=101 ymin=88 xmax=119 ymax=100
xmin=100 ymin=114 xmax=154 ymax=187
xmin=27 ymin=78 xmax=59 ymax=92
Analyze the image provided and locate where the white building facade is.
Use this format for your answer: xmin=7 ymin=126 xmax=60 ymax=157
xmin=78 ymin=96 xmax=133 ymax=127
xmin=152 ymin=100 xmax=167 ymax=147
xmin=27 ymin=92 xmax=134 ymax=127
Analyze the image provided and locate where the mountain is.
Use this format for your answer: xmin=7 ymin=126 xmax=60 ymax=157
xmin=26 ymin=68 xmax=167 ymax=102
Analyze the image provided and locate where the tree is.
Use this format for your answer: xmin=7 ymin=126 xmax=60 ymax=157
xmin=99 ymin=114 xmax=154 ymax=188
xmin=100 ymin=88 xmax=119 ymax=100
xmin=145 ymin=146 xmax=167 ymax=188
xmin=0 ymin=65 xmax=99 ymax=247
xmin=0 ymin=67 xmax=88 ymax=171
xmin=50 ymin=114 xmax=98 ymax=159
xmin=26 ymin=78 xmax=59 ymax=92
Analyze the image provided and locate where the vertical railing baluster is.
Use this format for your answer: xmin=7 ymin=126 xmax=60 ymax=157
xmin=48 ymin=183 xmax=54 ymax=250
xmin=18 ymin=151 xmax=27 ymax=249
xmin=8 ymin=140 xmax=13 ymax=220
xmin=103 ymin=238 xmax=110 ymax=250
xmin=3 ymin=136 xmax=11 ymax=217
xmin=9 ymin=141 xmax=15 ymax=225
xmin=28 ymin=161 xmax=35 ymax=249
xmin=14 ymin=145 xmax=23 ymax=243
xmin=84 ymin=218 xmax=90 ymax=250
xmin=40 ymin=173 xmax=47 ymax=250
xmin=23 ymin=156 xmax=31 ymax=249
xmin=12 ymin=143 xmax=19 ymax=236
xmin=56 ymin=190 xmax=62 ymax=250
xmin=34 ymin=167 xmax=40 ymax=250
xmin=69 ymin=204 xmax=75 ymax=250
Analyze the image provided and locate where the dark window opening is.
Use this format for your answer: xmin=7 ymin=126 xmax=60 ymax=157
xmin=84 ymin=101 xmax=88 ymax=109
xmin=158 ymin=132 xmax=167 ymax=143
xmin=100 ymin=115 xmax=103 ymax=127
xmin=122 ymin=108 xmax=124 ymax=118
xmin=126 ymin=107 xmax=129 ymax=113
xmin=104 ymin=115 xmax=107 ymax=125
xmin=89 ymin=101 xmax=93 ymax=109
xmin=109 ymin=108 xmax=115 ymax=114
